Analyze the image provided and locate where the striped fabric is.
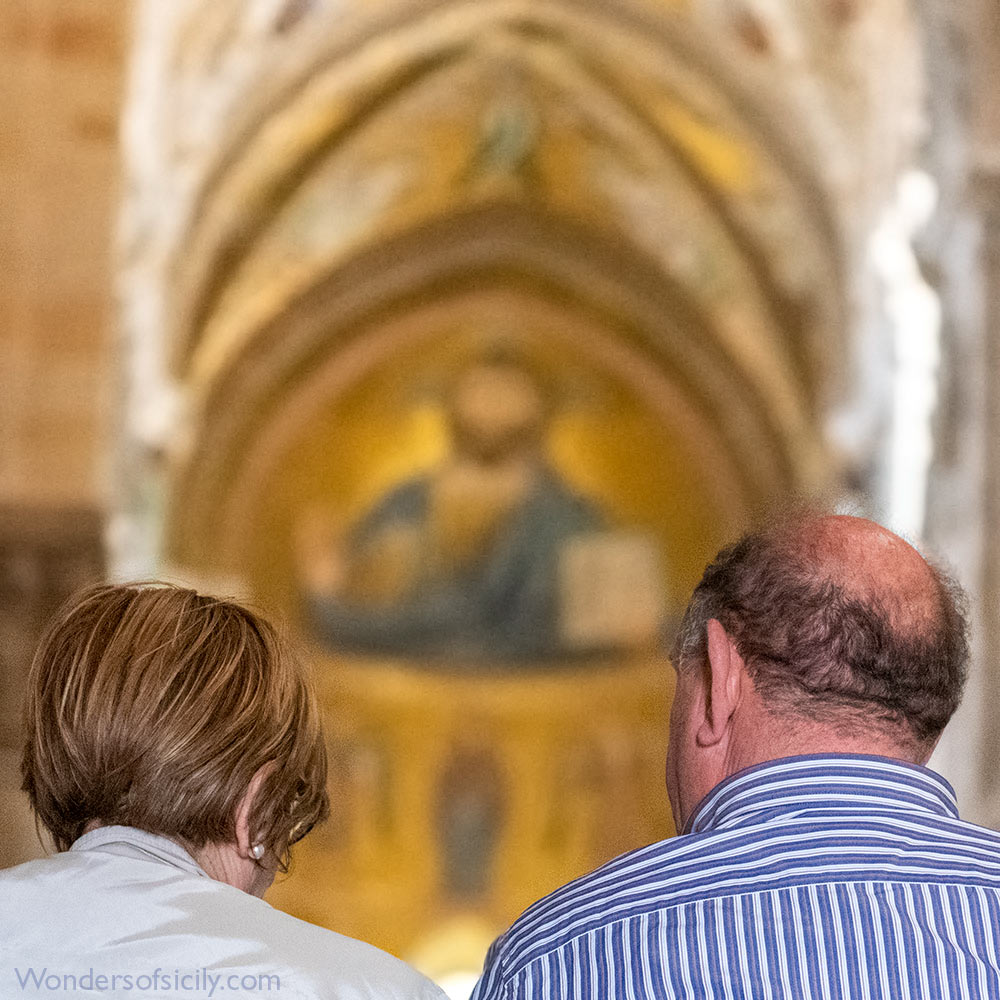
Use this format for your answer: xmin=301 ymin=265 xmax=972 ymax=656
xmin=472 ymin=755 xmax=1000 ymax=999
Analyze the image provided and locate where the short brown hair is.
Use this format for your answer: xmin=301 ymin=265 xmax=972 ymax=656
xmin=22 ymin=583 xmax=329 ymax=865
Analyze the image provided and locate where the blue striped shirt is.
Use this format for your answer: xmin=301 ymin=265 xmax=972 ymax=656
xmin=472 ymin=755 xmax=1000 ymax=999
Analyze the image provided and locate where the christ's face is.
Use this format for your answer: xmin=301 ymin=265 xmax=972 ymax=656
xmin=450 ymin=364 xmax=545 ymax=463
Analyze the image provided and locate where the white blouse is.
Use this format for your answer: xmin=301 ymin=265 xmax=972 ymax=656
xmin=0 ymin=825 xmax=445 ymax=1000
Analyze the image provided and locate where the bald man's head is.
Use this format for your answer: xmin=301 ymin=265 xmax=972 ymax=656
xmin=672 ymin=514 xmax=969 ymax=754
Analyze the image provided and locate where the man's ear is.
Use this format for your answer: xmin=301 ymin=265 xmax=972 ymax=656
xmin=235 ymin=764 xmax=273 ymax=860
xmin=696 ymin=619 xmax=745 ymax=748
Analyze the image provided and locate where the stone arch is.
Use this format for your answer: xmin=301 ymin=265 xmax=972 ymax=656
xmin=170 ymin=0 xmax=844 ymax=368
xmin=168 ymin=202 xmax=820 ymax=570
xmin=156 ymin=0 xmax=850 ymax=578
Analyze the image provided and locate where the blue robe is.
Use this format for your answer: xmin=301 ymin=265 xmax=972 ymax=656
xmin=305 ymin=467 xmax=603 ymax=664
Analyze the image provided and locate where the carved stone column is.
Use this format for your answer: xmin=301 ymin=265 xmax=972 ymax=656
xmin=974 ymin=169 xmax=1000 ymax=818
xmin=914 ymin=0 xmax=987 ymax=819
xmin=968 ymin=0 xmax=1000 ymax=823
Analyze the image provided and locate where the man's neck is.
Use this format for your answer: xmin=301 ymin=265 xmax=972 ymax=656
xmin=724 ymin=714 xmax=930 ymax=779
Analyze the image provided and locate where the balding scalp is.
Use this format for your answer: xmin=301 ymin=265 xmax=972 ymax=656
xmin=672 ymin=515 xmax=969 ymax=750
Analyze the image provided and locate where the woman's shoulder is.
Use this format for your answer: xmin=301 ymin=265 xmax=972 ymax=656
xmin=0 ymin=854 xmax=443 ymax=1000
xmin=228 ymin=892 xmax=444 ymax=999
xmin=199 ymin=886 xmax=444 ymax=999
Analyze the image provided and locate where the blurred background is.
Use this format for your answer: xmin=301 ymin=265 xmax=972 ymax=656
xmin=2 ymin=0 xmax=1000 ymax=995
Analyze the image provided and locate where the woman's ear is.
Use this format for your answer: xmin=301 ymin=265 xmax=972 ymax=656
xmin=235 ymin=763 xmax=274 ymax=860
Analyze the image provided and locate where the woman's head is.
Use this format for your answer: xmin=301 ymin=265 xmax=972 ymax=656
xmin=22 ymin=583 xmax=329 ymax=869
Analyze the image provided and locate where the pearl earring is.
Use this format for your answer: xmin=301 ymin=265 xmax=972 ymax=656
xmin=250 ymin=844 xmax=265 ymax=860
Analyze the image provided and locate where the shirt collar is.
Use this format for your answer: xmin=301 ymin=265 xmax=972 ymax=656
xmin=685 ymin=754 xmax=960 ymax=836
xmin=70 ymin=825 xmax=208 ymax=878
